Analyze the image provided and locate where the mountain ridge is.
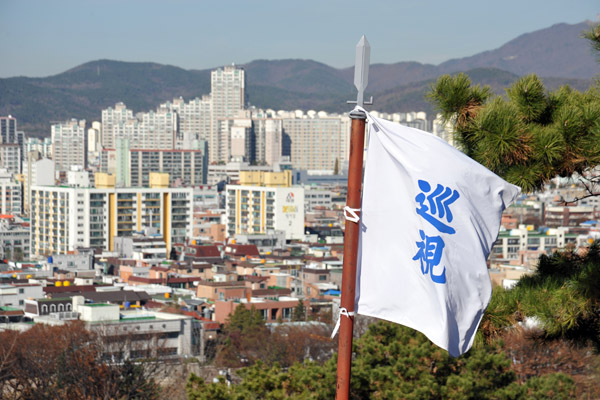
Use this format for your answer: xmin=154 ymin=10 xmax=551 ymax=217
xmin=0 ymin=21 xmax=596 ymax=136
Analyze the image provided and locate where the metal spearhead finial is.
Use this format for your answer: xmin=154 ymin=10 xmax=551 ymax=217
xmin=348 ymin=35 xmax=373 ymax=108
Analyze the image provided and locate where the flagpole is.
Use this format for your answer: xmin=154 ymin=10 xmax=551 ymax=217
xmin=335 ymin=35 xmax=371 ymax=400
xmin=335 ymin=110 xmax=366 ymax=400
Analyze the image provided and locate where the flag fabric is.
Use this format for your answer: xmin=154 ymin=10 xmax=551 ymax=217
xmin=355 ymin=111 xmax=520 ymax=357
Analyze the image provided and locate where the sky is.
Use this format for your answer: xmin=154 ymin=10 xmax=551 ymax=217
xmin=0 ymin=0 xmax=598 ymax=78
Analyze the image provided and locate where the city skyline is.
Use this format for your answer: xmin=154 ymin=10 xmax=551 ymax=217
xmin=0 ymin=0 xmax=597 ymax=78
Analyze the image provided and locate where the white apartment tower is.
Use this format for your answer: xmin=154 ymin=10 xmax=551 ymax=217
xmin=281 ymin=113 xmax=350 ymax=171
xmin=0 ymin=144 xmax=22 ymax=175
xmin=51 ymin=119 xmax=87 ymax=172
xmin=87 ymin=121 xmax=102 ymax=166
xmin=102 ymin=103 xmax=177 ymax=150
xmin=164 ymin=96 xmax=212 ymax=144
xmin=0 ymin=116 xmax=17 ymax=144
xmin=0 ymin=168 xmax=22 ymax=215
xmin=253 ymin=116 xmax=282 ymax=166
xmin=22 ymin=157 xmax=55 ymax=215
xmin=210 ymin=65 xmax=245 ymax=163
xmin=101 ymin=102 xmax=133 ymax=149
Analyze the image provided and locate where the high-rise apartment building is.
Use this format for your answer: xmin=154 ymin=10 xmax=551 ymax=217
xmin=281 ymin=112 xmax=350 ymax=171
xmin=25 ymin=137 xmax=52 ymax=159
xmin=252 ymin=116 xmax=282 ymax=166
xmin=163 ymin=96 xmax=212 ymax=143
xmin=0 ymin=116 xmax=17 ymax=144
xmin=101 ymin=104 xmax=177 ymax=150
xmin=209 ymin=65 xmax=245 ymax=163
xmin=0 ymin=168 xmax=22 ymax=215
xmin=0 ymin=116 xmax=24 ymax=176
xmin=30 ymin=173 xmax=193 ymax=257
xmin=101 ymin=145 xmax=208 ymax=187
xmin=128 ymin=148 xmax=207 ymax=187
xmin=220 ymin=110 xmax=253 ymax=163
xmin=0 ymin=144 xmax=22 ymax=175
xmin=51 ymin=119 xmax=87 ymax=172
xmin=22 ymin=157 xmax=55 ymax=216
xmin=87 ymin=121 xmax=102 ymax=166
xmin=101 ymin=102 xmax=133 ymax=149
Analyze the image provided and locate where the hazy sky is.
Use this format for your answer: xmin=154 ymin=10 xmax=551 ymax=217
xmin=0 ymin=0 xmax=598 ymax=78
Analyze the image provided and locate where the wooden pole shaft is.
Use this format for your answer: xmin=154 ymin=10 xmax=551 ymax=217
xmin=335 ymin=110 xmax=367 ymax=400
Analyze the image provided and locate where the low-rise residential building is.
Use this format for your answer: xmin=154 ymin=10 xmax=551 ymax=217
xmin=0 ymin=283 xmax=44 ymax=309
xmin=545 ymin=206 xmax=598 ymax=227
xmin=48 ymin=249 xmax=95 ymax=271
xmin=304 ymin=188 xmax=333 ymax=211
xmin=73 ymin=296 xmax=194 ymax=358
xmin=114 ymin=236 xmax=168 ymax=263
xmin=196 ymin=281 xmax=248 ymax=302
xmin=192 ymin=185 xmax=219 ymax=210
xmin=491 ymin=227 xmax=577 ymax=265
xmin=238 ymin=170 xmax=292 ymax=187
xmin=192 ymin=211 xmax=225 ymax=241
xmin=214 ymin=297 xmax=307 ymax=324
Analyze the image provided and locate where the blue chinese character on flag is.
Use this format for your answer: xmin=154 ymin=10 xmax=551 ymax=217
xmin=412 ymin=230 xmax=447 ymax=284
xmin=413 ymin=179 xmax=460 ymax=285
xmin=415 ymin=180 xmax=460 ymax=234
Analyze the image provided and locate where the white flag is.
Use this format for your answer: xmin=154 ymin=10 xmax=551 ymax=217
xmin=355 ymin=113 xmax=520 ymax=357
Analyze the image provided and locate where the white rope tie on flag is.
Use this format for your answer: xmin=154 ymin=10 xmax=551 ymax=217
xmin=352 ymin=105 xmax=382 ymax=134
xmin=331 ymin=307 xmax=355 ymax=338
xmin=344 ymin=206 xmax=361 ymax=223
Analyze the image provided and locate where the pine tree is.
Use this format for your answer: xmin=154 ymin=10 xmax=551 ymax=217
xmin=292 ymin=300 xmax=306 ymax=321
xmin=186 ymin=321 xmax=577 ymax=399
xmin=428 ymin=23 xmax=600 ymax=193
xmin=583 ymin=22 xmax=600 ymax=60
xmin=427 ymin=74 xmax=600 ymax=193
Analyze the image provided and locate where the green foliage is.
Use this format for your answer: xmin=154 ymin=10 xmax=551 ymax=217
xmin=214 ymin=304 xmax=335 ymax=369
xmin=187 ymin=321 xmax=576 ymax=400
xmin=187 ymin=374 xmax=233 ymax=400
xmin=187 ymin=360 xmax=336 ymax=400
xmin=426 ymin=73 xmax=493 ymax=155
xmin=292 ymin=301 xmax=306 ymax=321
xmin=472 ymin=97 xmax=527 ymax=172
xmin=521 ymin=373 xmax=576 ymax=400
xmin=427 ymin=73 xmax=493 ymax=122
xmin=226 ymin=304 xmax=266 ymax=334
xmin=582 ymin=22 xmax=600 ymax=60
xmin=215 ymin=305 xmax=269 ymax=367
xmin=480 ymin=243 xmax=600 ymax=347
xmin=506 ymin=75 xmax=547 ymax=122
xmin=428 ymin=72 xmax=600 ymax=192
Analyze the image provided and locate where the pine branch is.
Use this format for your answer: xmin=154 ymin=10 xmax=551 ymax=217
xmin=560 ymin=177 xmax=600 ymax=205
